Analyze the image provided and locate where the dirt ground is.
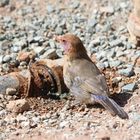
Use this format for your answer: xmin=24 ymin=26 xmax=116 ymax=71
xmin=0 ymin=0 xmax=140 ymax=140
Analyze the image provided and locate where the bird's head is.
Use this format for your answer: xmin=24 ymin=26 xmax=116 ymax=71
xmin=55 ymin=34 xmax=88 ymax=60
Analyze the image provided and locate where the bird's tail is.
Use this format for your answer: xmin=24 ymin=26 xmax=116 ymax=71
xmin=92 ymin=94 xmax=128 ymax=119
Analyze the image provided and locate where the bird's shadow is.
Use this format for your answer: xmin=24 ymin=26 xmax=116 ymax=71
xmin=110 ymin=92 xmax=132 ymax=107
xmin=87 ymin=92 xmax=132 ymax=109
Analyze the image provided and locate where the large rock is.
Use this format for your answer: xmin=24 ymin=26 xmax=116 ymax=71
xmin=0 ymin=75 xmax=19 ymax=95
xmin=6 ymin=99 xmax=30 ymax=114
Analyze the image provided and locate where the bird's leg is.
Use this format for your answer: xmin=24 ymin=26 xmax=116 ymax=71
xmin=70 ymin=99 xmax=81 ymax=107
xmin=70 ymin=98 xmax=87 ymax=111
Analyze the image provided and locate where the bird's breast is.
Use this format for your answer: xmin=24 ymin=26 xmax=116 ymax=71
xmin=63 ymin=62 xmax=73 ymax=88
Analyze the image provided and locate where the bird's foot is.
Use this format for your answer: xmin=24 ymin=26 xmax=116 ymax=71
xmin=70 ymin=100 xmax=81 ymax=107
xmin=70 ymin=100 xmax=87 ymax=112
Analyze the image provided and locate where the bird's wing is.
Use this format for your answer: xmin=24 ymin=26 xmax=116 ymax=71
xmin=71 ymin=74 xmax=109 ymax=97
xmin=68 ymin=59 xmax=109 ymax=96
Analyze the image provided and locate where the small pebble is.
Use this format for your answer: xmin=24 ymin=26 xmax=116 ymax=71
xmin=109 ymin=39 xmax=123 ymax=47
xmin=112 ymin=77 xmax=122 ymax=84
xmin=46 ymin=5 xmax=55 ymax=13
xmin=6 ymin=88 xmax=17 ymax=96
xmin=49 ymin=40 xmax=56 ymax=48
xmin=122 ymin=83 xmax=136 ymax=92
xmin=118 ymin=67 xmax=135 ymax=77
xmin=3 ymin=55 xmax=11 ymax=63
xmin=109 ymin=60 xmax=122 ymax=68
xmin=0 ymin=0 xmax=9 ymax=7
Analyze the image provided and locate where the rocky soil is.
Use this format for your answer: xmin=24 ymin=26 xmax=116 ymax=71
xmin=0 ymin=0 xmax=140 ymax=140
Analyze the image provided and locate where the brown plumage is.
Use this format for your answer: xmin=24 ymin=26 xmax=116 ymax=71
xmin=55 ymin=33 xmax=128 ymax=119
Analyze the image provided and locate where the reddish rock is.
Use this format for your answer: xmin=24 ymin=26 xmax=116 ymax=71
xmin=6 ymin=99 xmax=30 ymax=114
xmin=17 ymin=51 xmax=35 ymax=62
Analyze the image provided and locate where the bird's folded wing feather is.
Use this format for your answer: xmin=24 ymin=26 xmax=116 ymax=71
xmin=71 ymin=74 xmax=109 ymax=97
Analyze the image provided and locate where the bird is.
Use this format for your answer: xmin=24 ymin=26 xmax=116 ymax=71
xmin=55 ymin=33 xmax=128 ymax=119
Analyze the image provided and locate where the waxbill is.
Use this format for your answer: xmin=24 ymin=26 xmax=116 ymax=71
xmin=55 ymin=34 xmax=128 ymax=119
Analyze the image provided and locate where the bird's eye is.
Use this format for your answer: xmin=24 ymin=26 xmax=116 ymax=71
xmin=62 ymin=40 xmax=67 ymax=45
xmin=62 ymin=39 xmax=65 ymax=42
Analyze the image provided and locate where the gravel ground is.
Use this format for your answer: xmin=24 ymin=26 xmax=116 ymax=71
xmin=0 ymin=0 xmax=140 ymax=140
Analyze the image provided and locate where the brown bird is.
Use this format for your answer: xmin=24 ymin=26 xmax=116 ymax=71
xmin=55 ymin=34 xmax=128 ymax=119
